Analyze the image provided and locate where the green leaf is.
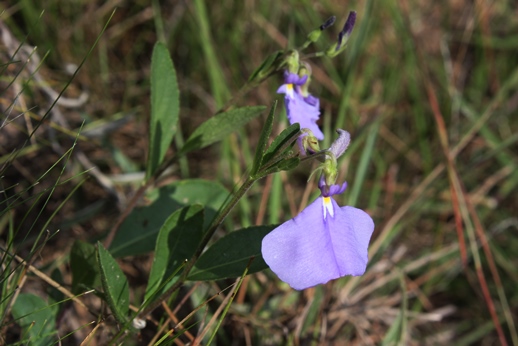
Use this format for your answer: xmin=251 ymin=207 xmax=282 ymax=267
xmin=188 ymin=225 xmax=275 ymax=281
xmin=12 ymin=293 xmax=57 ymax=346
xmin=180 ymin=106 xmax=266 ymax=155
xmin=97 ymin=242 xmax=130 ymax=325
xmin=109 ymin=179 xmax=228 ymax=257
xmin=147 ymin=42 xmax=180 ymax=179
xmin=275 ymin=156 xmax=300 ymax=171
xmin=261 ymin=156 xmax=300 ymax=177
xmin=250 ymin=101 xmax=277 ymax=176
xmin=262 ymin=123 xmax=300 ymax=164
xmin=145 ymin=205 xmax=204 ymax=302
xmin=70 ymin=240 xmax=100 ymax=294
xmin=248 ymin=50 xmax=284 ymax=82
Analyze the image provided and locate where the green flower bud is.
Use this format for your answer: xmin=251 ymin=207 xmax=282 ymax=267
xmin=285 ymin=50 xmax=300 ymax=74
xmin=300 ymin=129 xmax=321 ymax=155
xmin=323 ymin=151 xmax=338 ymax=187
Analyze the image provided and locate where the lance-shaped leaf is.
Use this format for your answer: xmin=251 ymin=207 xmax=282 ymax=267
xmin=248 ymin=50 xmax=284 ymax=83
xmin=262 ymin=123 xmax=300 ymax=164
xmin=147 ymin=42 xmax=179 ymax=179
xmin=145 ymin=205 xmax=204 ymax=302
xmin=250 ymin=101 xmax=277 ymax=176
xmin=180 ymin=106 xmax=266 ymax=155
xmin=97 ymin=242 xmax=130 ymax=325
xmin=187 ymin=225 xmax=275 ymax=281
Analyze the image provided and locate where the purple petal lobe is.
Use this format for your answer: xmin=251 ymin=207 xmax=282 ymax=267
xmin=329 ymin=199 xmax=374 ymax=276
xmin=285 ymin=92 xmax=324 ymax=140
xmin=283 ymin=72 xmax=308 ymax=85
xmin=342 ymin=205 xmax=375 ymax=252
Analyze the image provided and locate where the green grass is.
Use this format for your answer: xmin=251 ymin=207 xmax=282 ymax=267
xmin=1 ymin=0 xmax=518 ymax=344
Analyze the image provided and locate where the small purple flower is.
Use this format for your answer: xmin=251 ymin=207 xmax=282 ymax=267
xmin=276 ymin=72 xmax=308 ymax=100
xmin=261 ymin=183 xmax=374 ymax=290
xmin=277 ymin=72 xmax=324 ymax=140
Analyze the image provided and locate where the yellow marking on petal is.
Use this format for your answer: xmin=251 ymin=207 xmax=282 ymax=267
xmin=322 ymin=197 xmax=334 ymax=219
xmin=286 ymin=84 xmax=295 ymax=98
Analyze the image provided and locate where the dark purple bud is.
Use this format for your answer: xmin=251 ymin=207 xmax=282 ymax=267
xmin=336 ymin=11 xmax=357 ymax=50
xmin=320 ymin=16 xmax=336 ymax=31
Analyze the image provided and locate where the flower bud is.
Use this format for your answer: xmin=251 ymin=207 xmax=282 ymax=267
xmin=284 ymin=49 xmax=300 ymax=74
xmin=325 ymin=11 xmax=356 ymax=58
xmin=297 ymin=63 xmax=312 ymax=97
xmin=328 ymin=129 xmax=351 ymax=159
xmin=300 ymin=129 xmax=321 ymax=155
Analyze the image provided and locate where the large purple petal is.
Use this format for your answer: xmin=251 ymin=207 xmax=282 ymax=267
xmin=261 ymin=197 xmax=340 ymax=290
xmin=261 ymin=196 xmax=375 ymax=290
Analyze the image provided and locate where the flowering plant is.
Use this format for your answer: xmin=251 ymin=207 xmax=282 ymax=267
xmin=262 ymin=130 xmax=375 ymax=290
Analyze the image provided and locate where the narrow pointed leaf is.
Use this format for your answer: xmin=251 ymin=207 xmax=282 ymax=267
xmin=147 ymin=42 xmax=180 ymax=178
xmin=261 ymin=156 xmax=300 ymax=176
xmin=248 ymin=50 xmax=284 ymax=82
xmin=97 ymin=242 xmax=130 ymax=325
xmin=262 ymin=123 xmax=300 ymax=164
xmin=250 ymin=101 xmax=277 ymax=176
xmin=145 ymin=205 xmax=204 ymax=302
xmin=187 ymin=225 xmax=275 ymax=281
xmin=180 ymin=106 xmax=266 ymax=154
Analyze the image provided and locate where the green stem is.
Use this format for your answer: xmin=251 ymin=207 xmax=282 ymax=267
xmin=138 ymin=175 xmax=257 ymax=318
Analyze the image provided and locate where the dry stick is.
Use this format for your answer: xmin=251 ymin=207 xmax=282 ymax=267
xmin=426 ymin=82 xmax=509 ymax=346
xmin=147 ymin=284 xmax=199 ymax=346
xmin=9 ymin=251 xmax=92 ymax=312
xmin=194 ymin=279 xmax=241 ymax=345
xmin=425 ymin=83 xmax=468 ymax=267
xmin=399 ymin=0 xmax=511 ymax=342
xmin=465 ymin=183 xmax=518 ymax=344
xmin=449 ymin=183 xmax=467 ymax=267
xmin=79 ymin=321 xmax=103 ymax=346
xmin=280 ymin=171 xmax=297 ymax=217
xmin=173 ymin=284 xmax=235 ymax=336
xmin=163 ymin=304 xmax=196 ymax=343
xmin=474 ymin=0 xmax=499 ymax=92
xmin=294 ymin=291 xmax=315 ymax=344
xmin=255 ymin=174 xmax=273 ymax=224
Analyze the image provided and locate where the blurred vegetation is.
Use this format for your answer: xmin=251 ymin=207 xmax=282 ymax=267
xmin=1 ymin=0 xmax=518 ymax=344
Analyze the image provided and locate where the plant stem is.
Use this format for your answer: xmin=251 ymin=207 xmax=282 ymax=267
xmin=138 ymin=175 xmax=257 ymax=319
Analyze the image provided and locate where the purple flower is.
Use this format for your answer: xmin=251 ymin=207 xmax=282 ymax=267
xmin=261 ymin=182 xmax=374 ymax=290
xmin=277 ymin=72 xmax=324 ymax=140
